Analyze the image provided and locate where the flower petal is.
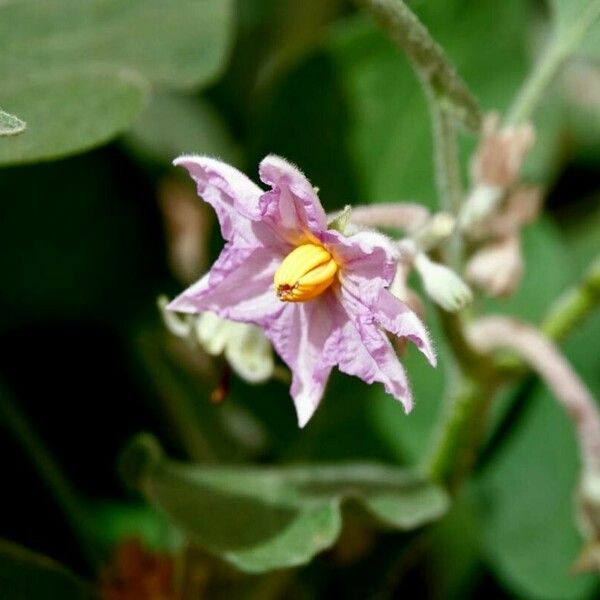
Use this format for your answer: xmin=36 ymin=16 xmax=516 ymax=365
xmin=325 ymin=292 xmax=414 ymax=412
xmin=174 ymin=155 xmax=270 ymax=246
xmin=324 ymin=229 xmax=397 ymax=304
xmin=258 ymin=155 xmax=328 ymax=243
xmin=262 ymin=298 xmax=335 ymax=427
xmin=167 ymin=245 xmax=283 ymax=325
xmin=374 ymin=289 xmax=436 ymax=366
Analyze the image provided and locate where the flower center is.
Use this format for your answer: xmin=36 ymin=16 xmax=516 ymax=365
xmin=274 ymin=243 xmax=338 ymax=302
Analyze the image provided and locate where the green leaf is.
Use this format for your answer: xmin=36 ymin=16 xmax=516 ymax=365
xmin=120 ymin=434 xmax=449 ymax=573
xmin=478 ymin=310 xmax=600 ymax=600
xmin=125 ymin=92 xmax=240 ymax=167
xmin=0 ymin=539 xmax=92 ymax=599
xmin=0 ymin=108 xmax=26 ymax=136
xmin=0 ymin=0 xmax=233 ymax=89
xmin=0 ymin=0 xmax=233 ymax=164
xmin=0 ymin=70 xmax=146 ymax=164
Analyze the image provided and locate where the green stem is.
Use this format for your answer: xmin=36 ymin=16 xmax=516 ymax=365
xmin=506 ymin=41 xmax=565 ymax=125
xmin=428 ymin=97 xmax=463 ymax=215
xmin=0 ymin=382 xmax=99 ymax=567
xmin=494 ymin=254 xmax=600 ymax=377
xmin=430 ymin=254 xmax=600 ymax=484
xmin=425 ymin=377 xmax=494 ymax=488
xmin=507 ymin=2 xmax=600 ymax=124
xmin=354 ymin=0 xmax=481 ymax=131
xmin=541 ymin=254 xmax=600 ymax=341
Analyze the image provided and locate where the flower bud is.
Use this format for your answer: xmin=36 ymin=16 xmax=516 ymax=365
xmin=413 ymin=212 xmax=456 ymax=251
xmin=195 ymin=312 xmax=274 ymax=384
xmin=459 ymin=184 xmax=504 ymax=233
xmin=471 ymin=113 xmax=535 ymax=188
xmin=414 ymin=253 xmax=473 ymax=312
xmin=465 ymin=235 xmax=523 ymax=298
xmin=157 ymin=295 xmax=193 ymax=338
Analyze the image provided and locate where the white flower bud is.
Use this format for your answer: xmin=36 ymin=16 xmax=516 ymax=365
xmin=224 ymin=323 xmax=274 ymax=384
xmin=413 ymin=211 xmax=456 ymax=251
xmin=414 ymin=253 xmax=473 ymax=312
xmin=159 ymin=297 xmax=275 ymax=384
xmin=157 ymin=295 xmax=193 ymax=338
xmin=195 ymin=312 xmax=274 ymax=384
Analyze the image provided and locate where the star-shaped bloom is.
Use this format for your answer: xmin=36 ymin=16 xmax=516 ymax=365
xmin=168 ymin=155 xmax=436 ymax=426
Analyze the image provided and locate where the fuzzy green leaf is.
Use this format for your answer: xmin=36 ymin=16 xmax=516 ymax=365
xmin=120 ymin=434 xmax=449 ymax=573
xmin=125 ymin=92 xmax=240 ymax=167
xmin=0 ymin=70 xmax=146 ymax=164
xmin=0 ymin=0 xmax=233 ymax=164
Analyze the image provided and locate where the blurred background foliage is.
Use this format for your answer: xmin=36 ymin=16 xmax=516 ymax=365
xmin=0 ymin=0 xmax=599 ymax=598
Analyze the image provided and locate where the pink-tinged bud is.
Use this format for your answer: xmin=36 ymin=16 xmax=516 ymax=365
xmin=471 ymin=113 xmax=535 ymax=189
xmin=485 ymin=186 xmax=542 ymax=239
xmin=465 ymin=235 xmax=523 ymax=298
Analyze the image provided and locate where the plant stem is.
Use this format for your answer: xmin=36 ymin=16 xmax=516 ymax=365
xmin=541 ymin=254 xmax=600 ymax=341
xmin=506 ymin=41 xmax=565 ymax=125
xmin=354 ymin=0 xmax=481 ymax=131
xmin=433 ymin=254 xmax=600 ymax=484
xmin=507 ymin=1 xmax=600 ymax=125
xmin=425 ymin=377 xmax=495 ymax=488
xmin=494 ymin=254 xmax=600 ymax=377
xmin=428 ymin=96 xmax=463 ymax=215
xmin=0 ymin=382 xmax=99 ymax=567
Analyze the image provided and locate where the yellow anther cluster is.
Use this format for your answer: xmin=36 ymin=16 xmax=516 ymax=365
xmin=274 ymin=243 xmax=338 ymax=302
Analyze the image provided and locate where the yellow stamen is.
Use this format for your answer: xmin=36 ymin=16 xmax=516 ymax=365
xmin=274 ymin=243 xmax=339 ymax=302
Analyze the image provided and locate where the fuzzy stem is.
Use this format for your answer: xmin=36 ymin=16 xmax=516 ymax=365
xmin=354 ymin=0 xmax=481 ymax=131
xmin=469 ymin=316 xmax=600 ymax=476
xmin=0 ymin=382 xmax=99 ymax=567
xmin=494 ymin=254 xmax=600 ymax=377
xmin=428 ymin=97 xmax=464 ymax=215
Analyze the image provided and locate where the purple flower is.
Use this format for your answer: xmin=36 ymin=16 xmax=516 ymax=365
xmin=168 ymin=155 xmax=436 ymax=426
